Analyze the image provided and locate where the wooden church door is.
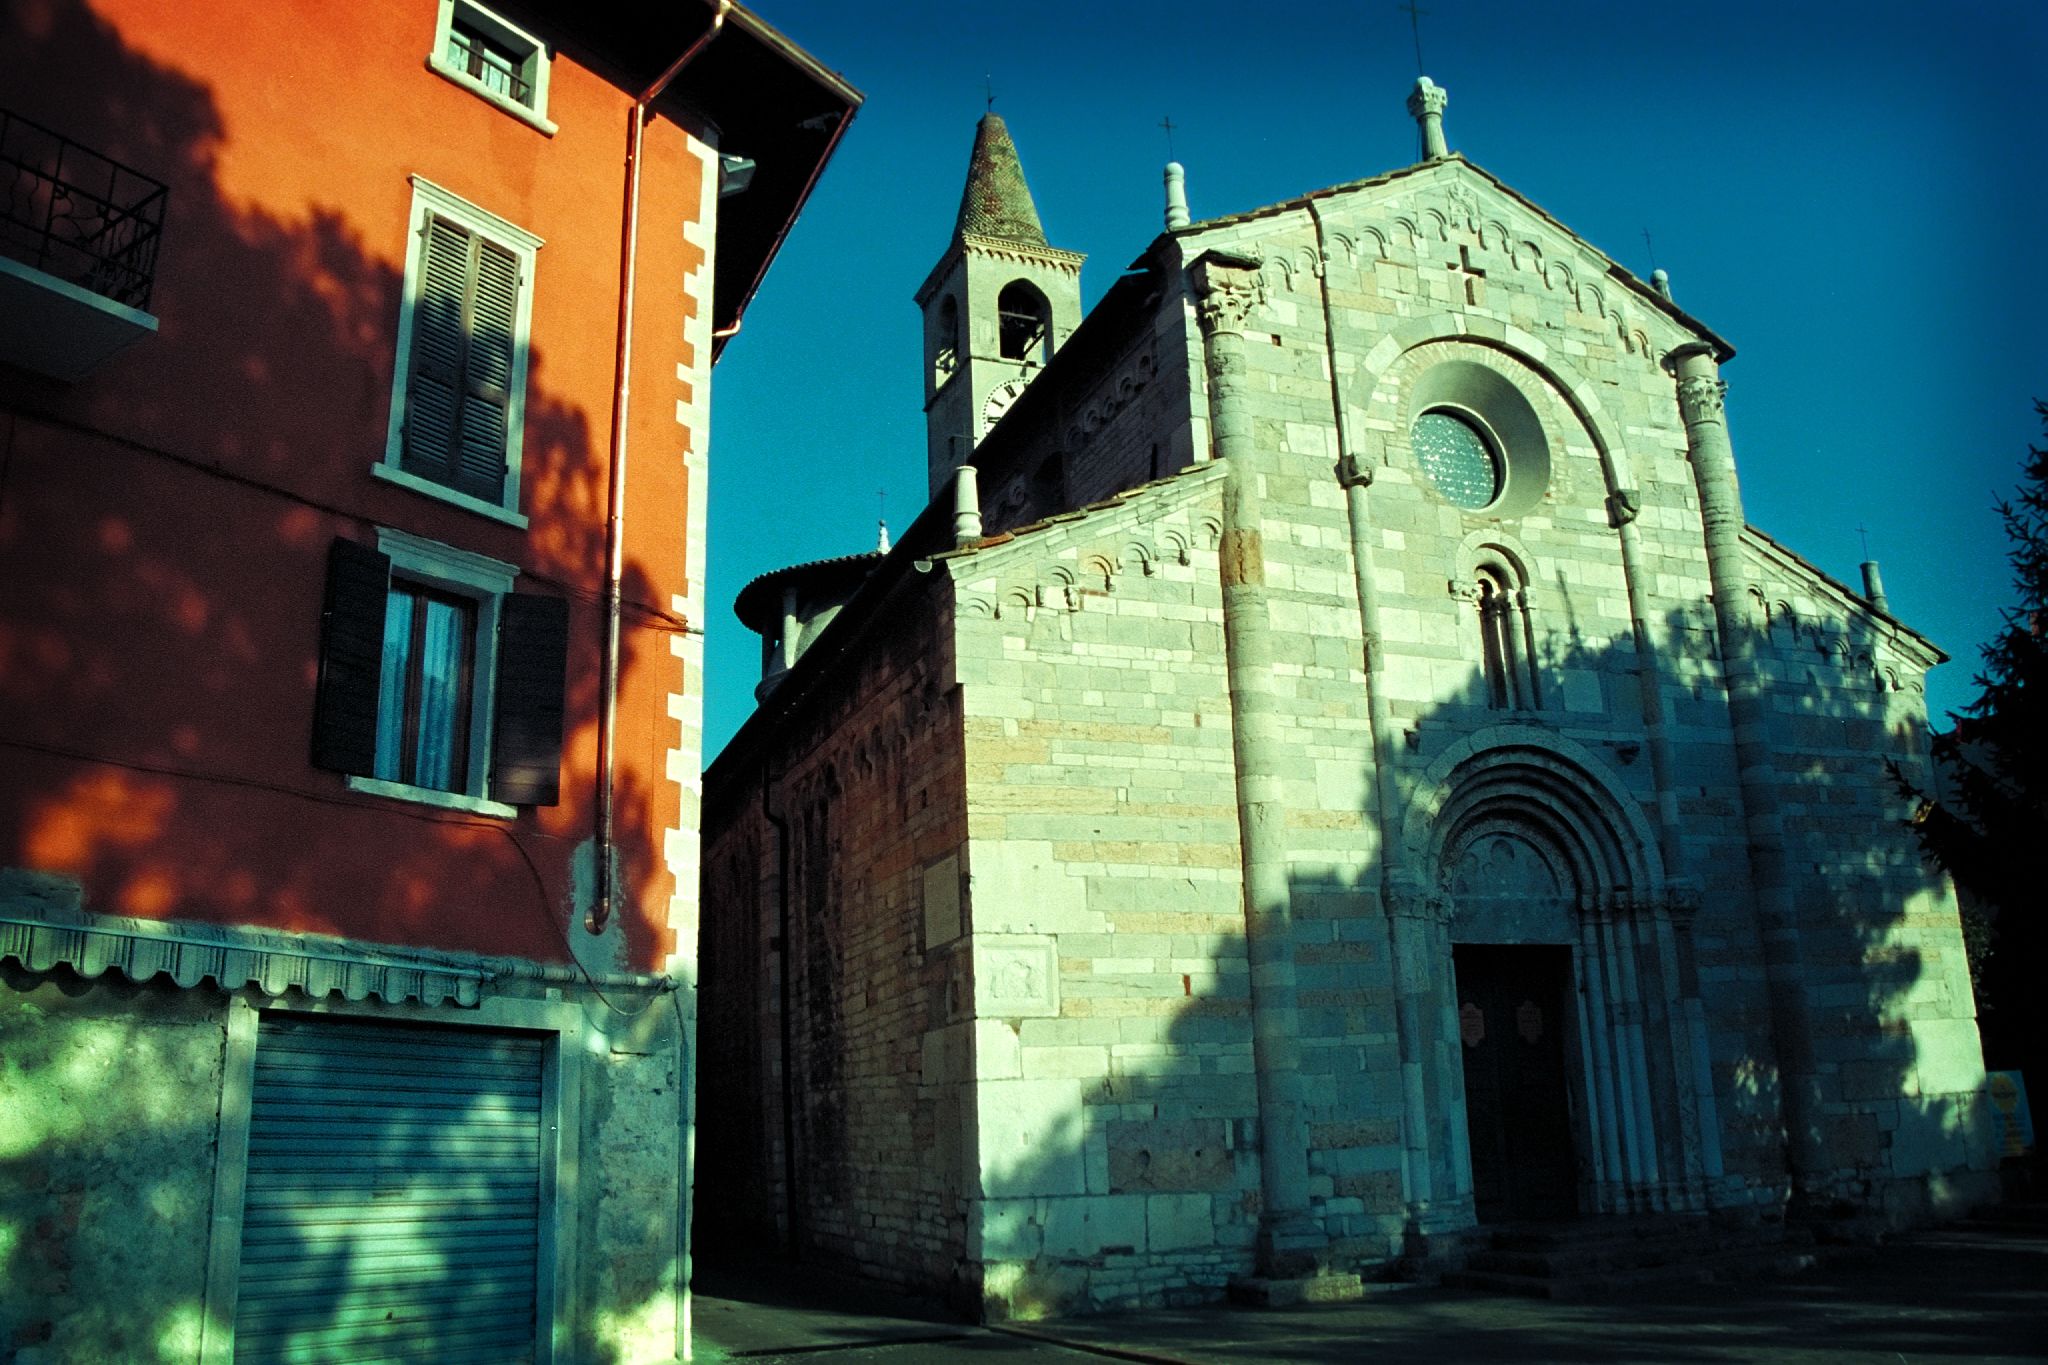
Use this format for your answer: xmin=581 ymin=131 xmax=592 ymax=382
xmin=1454 ymin=943 xmax=1578 ymax=1222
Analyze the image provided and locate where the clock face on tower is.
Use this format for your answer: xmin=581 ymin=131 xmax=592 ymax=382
xmin=981 ymin=378 xmax=1030 ymax=435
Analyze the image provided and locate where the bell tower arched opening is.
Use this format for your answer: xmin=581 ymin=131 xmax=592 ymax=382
xmin=997 ymin=280 xmax=1050 ymax=365
xmin=914 ymin=113 xmax=1086 ymax=498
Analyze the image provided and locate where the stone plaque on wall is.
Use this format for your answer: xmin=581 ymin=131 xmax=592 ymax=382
xmin=974 ymin=934 xmax=1059 ymax=1018
xmin=923 ymin=853 xmax=963 ymax=949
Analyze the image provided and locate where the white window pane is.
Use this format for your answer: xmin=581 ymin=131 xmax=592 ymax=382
xmin=375 ymin=591 xmax=415 ymax=783
xmin=414 ymin=597 xmax=471 ymax=792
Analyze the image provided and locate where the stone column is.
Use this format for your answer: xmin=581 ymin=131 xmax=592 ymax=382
xmin=1577 ymin=903 xmax=1627 ymax=1212
xmin=1192 ymin=251 xmax=1318 ymax=1271
xmin=1164 ymin=161 xmax=1191 ymax=231
xmin=1406 ymin=77 xmax=1449 ymax=161
xmin=1666 ymin=341 xmax=1822 ymax=1188
xmin=1666 ymin=891 xmax=1727 ymax=1194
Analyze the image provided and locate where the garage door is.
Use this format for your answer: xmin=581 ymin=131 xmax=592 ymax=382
xmin=232 ymin=1014 xmax=548 ymax=1363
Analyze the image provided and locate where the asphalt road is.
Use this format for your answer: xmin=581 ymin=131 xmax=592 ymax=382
xmin=694 ymin=1223 xmax=2048 ymax=1364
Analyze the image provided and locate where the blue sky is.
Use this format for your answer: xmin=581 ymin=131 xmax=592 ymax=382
xmin=704 ymin=0 xmax=2047 ymax=756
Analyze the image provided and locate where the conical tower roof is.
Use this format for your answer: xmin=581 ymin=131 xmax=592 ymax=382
xmin=951 ymin=113 xmax=1047 ymax=247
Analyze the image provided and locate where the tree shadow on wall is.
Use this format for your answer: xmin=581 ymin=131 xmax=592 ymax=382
xmin=0 ymin=5 xmax=692 ymax=1362
xmin=1359 ymin=589 xmax=1986 ymax=1218
xmin=692 ymin=571 xmax=1991 ymax=1333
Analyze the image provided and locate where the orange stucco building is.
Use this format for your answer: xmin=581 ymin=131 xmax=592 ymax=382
xmin=0 ymin=1 xmax=857 ymax=1358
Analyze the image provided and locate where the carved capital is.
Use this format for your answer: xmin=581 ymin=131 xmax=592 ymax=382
xmin=1663 ymin=882 xmax=1703 ymax=923
xmin=1606 ymin=487 xmax=1642 ymax=528
xmin=1406 ymin=76 xmax=1448 ymax=119
xmin=1448 ymin=575 xmax=1480 ymax=602
xmin=1390 ymin=886 xmax=1455 ymax=924
xmin=1190 ymin=252 xmax=1264 ymax=335
xmin=1674 ymin=374 xmax=1728 ymax=426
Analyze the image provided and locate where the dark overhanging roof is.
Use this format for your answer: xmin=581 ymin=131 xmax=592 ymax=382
xmin=503 ymin=1 xmax=863 ymax=361
xmin=732 ymin=550 xmax=884 ymax=633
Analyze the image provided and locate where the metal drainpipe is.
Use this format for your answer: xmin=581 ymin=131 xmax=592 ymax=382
xmin=593 ymin=0 xmax=732 ymax=937
xmin=1307 ymin=200 xmax=1438 ymax=1221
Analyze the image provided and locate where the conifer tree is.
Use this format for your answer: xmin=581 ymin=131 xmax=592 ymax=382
xmin=1901 ymin=402 xmax=2047 ymax=1081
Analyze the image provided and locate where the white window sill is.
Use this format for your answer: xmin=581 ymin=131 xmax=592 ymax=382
xmin=348 ymin=774 xmax=518 ymax=820
xmin=374 ymin=463 xmax=529 ymax=529
xmin=427 ymin=56 xmax=558 ymax=136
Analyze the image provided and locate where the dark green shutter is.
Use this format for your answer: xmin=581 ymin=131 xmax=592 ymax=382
xmin=457 ymin=240 xmax=518 ymax=502
xmin=491 ymin=592 xmax=568 ymax=806
xmin=232 ymin=1015 xmax=545 ymax=1363
xmin=402 ymin=216 xmax=513 ymax=505
xmin=311 ymin=538 xmax=389 ymax=776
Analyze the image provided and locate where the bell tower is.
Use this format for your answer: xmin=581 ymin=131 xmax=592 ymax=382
xmin=915 ymin=113 xmax=1086 ymax=498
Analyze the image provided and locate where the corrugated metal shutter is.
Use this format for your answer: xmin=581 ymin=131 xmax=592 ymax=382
xmin=233 ymin=1015 xmax=546 ymax=1364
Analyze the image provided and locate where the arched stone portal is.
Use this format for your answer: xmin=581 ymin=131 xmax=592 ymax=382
xmin=1412 ymin=736 xmax=1724 ymax=1220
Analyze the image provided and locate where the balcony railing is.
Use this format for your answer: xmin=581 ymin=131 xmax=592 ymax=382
xmin=446 ymin=27 xmax=534 ymax=108
xmin=1 ymin=108 xmax=167 ymax=311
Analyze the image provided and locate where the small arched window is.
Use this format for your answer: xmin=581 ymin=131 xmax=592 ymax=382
xmin=1473 ymin=562 xmax=1540 ymax=711
xmin=933 ymin=295 xmax=959 ymax=386
xmin=997 ymin=281 xmax=1051 ymax=365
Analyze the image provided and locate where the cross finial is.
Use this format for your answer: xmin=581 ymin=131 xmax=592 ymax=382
xmin=1857 ymin=523 xmax=1871 ymax=559
xmin=1642 ymin=228 xmax=1658 ymax=273
xmin=1159 ymin=115 xmax=1178 ymax=159
xmin=1398 ymin=0 xmax=1428 ymax=76
xmin=985 ymin=75 xmax=995 ymax=112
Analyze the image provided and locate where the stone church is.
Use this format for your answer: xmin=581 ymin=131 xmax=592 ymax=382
xmin=697 ymin=82 xmax=1996 ymax=1317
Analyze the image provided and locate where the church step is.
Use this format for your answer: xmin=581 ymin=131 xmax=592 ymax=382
xmin=1444 ymin=1245 xmax=1822 ymax=1301
xmin=1483 ymin=1213 xmax=1718 ymax=1251
xmin=1964 ymin=1200 xmax=2048 ymax=1229
xmin=1443 ymin=1215 xmax=1814 ymax=1294
xmin=1478 ymin=1222 xmax=1806 ymax=1269
xmin=1225 ymin=1272 xmax=1369 ymax=1308
xmin=1466 ymin=1232 xmax=1807 ymax=1279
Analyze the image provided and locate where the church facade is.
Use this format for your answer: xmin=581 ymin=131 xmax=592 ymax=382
xmin=698 ymin=88 xmax=1996 ymax=1318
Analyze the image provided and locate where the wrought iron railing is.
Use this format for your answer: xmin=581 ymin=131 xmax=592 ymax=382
xmin=446 ymin=27 xmax=534 ymax=107
xmin=0 ymin=108 xmax=168 ymax=311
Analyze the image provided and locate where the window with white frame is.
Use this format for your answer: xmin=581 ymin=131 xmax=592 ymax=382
xmin=427 ymin=0 xmax=556 ymax=133
xmin=379 ymin=179 xmax=542 ymax=526
xmin=312 ymin=530 xmax=567 ymax=816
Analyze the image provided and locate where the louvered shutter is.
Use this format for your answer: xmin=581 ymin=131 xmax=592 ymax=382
xmin=491 ymin=591 xmax=568 ymax=806
xmin=402 ymin=217 xmax=513 ymax=505
xmin=457 ymin=240 xmax=518 ymax=503
xmin=232 ymin=1015 xmax=546 ymax=1365
xmin=401 ymin=217 xmax=470 ymax=488
xmin=311 ymin=538 xmax=390 ymax=776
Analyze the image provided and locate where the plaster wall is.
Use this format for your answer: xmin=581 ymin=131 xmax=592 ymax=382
xmin=0 ymin=0 xmax=711 ymax=972
xmin=0 ymin=972 xmax=687 ymax=1364
xmin=0 ymin=977 xmax=223 ymax=1364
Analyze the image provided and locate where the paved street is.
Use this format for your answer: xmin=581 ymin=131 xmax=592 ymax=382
xmin=693 ymin=1223 xmax=2047 ymax=1363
